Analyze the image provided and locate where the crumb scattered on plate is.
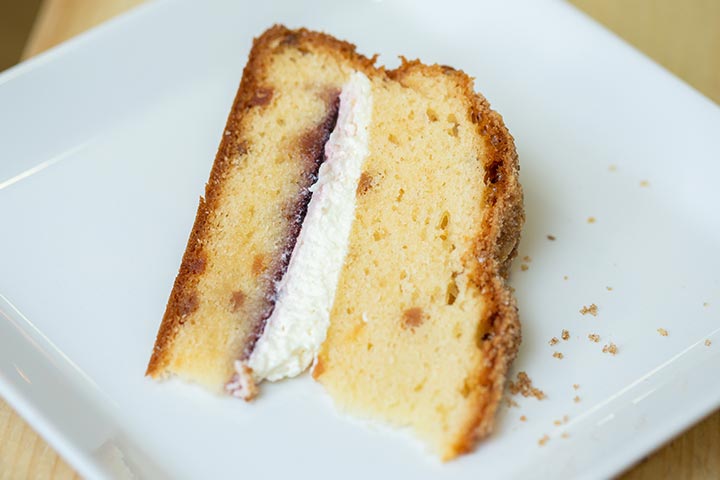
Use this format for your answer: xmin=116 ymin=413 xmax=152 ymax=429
xmin=561 ymin=329 xmax=570 ymax=341
xmin=523 ymin=255 xmax=532 ymax=262
xmin=573 ymin=384 xmax=580 ymax=390
xmin=563 ymin=275 xmax=569 ymax=281
xmin=547 ymin=235 xmax=556 ymax=241
xmin=520 ymin=415 xmax=527 ymax=422
xmin=574 ymin=395 xmax=581 ymax=403
xmin=588 ymin=333 xmax=600 ymax=342
xmin=549 ymin=337 xmax=559 ymax=346
xmin=703 ymin=302 xmax=709 ymax=307
xmin=640 ymin=180 xmax=650 ymax=187
xmin=538 ymin=435 xmax=549 ymax=446
xmin=587 ymin=216 xmax=596 ymax=224
xmin=580 ymin=304 xmax=599 ymax=316
xmin=609 ymin=164 xmax=617 ymax=172
xmin=508 ymin=372 xmax=546 ymax=400
xmin=602 ymin=343 xmax=618 ymax=355
xmin=705 ymin=339 xmax=712 ymax=347
xmin=521 ymin=264 xmax=529 ymax=271
xmin=553 ymin=415 xmax=569 ymax=426
xmin=606 ymin=286 xmax=613 ymax=291
xmin=561 ymin=432 xmax=570 ymax=439
xmin=553 ymin=352 xmax=564 ymax=359
xmin=657 ymin=328 xmax=668 ymax=337
xmin=504 ymin=396 xmax=519 ymax=408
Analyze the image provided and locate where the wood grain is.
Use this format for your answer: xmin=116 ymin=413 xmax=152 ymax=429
xmin=1 ymin=0 xmax=718 ymax=478
xmin=22 ymin=0 xmax=145 ymax=60
xmin=570 ymin=0 xmax=720 ymax=105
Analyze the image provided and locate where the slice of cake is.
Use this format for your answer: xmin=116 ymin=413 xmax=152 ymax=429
xmin=147 ymin=25 xmax=523 ymax=459
xmin=312 ymin=61 xmax=523 ymax=460
xmin=146 ymin=26 xmax=376 ymax=396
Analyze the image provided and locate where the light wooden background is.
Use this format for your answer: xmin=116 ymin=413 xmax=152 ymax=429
xmin=1 ymin=0 xmax=719 ymax=478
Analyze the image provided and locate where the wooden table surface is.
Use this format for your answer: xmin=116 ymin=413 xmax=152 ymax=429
xmin=1 ymin=0 xmax=719 ymax=478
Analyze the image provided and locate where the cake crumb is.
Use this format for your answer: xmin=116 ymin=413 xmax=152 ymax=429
xmin=549 ymin=337 xmax=559 ymax=346
xmin=547 ymin=235 xmax=556 ymax=241
xmin=520 ymin=415 xmax=527 ymax=422
xmin=640 ymin=180 xmax=650 ymax=187
xmin=573 ymin=384 xmax=580 ymax=390
xmin=588 ymin=334 xmax=600 ymax=343
xmin=657 ymin=328 xmax=668 ymax=337
xmin=561 ymin=432 xmax=570 ymax=439
xmin=520 ymin=264 xmax=529 ymax=271
xmin=703 ymin=302 xmax=709 ymax=307
xmin=561 ymin=329 xmax=570 ymax=341
xmin=538 ymin=435 xmax=550 ymax=446
xmin=587 ymin=216 xmax=596 ymax=224
xmin=553 ymin=417 xmax=569 ymax=426
xmin=523 ymin=255 xmax=532 ymax=262
xmin=705 ymin=339 xmax=712 ymax=347
xmin=574 ymin=395 xmax=581 ymax=403
xmin=504 ymin=396 xmax=519 ymax=408
xmin=606 ymin=286 xmax=613 ymax=291
xmin=580 ymin=304 xmax=599 ymax=316
xmin=609 ymin=164 xmax=617 ymax=172
xmin=553 ymin=352 xmax=564 ymax=359
xmin=508 ymin=372 xmax=546 ymax=400
xmin=563 ymin=275 xmax=569 ymax=281
xmin=602 ymin=342 xmax=618 ymax=355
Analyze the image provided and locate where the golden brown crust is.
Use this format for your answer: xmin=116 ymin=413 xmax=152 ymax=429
xmin=455 ymin=76 xmax=523 ymax=458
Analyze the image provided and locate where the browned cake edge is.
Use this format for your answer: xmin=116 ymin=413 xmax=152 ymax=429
xmin=441 ymin=68 xmax=523 ymax=457
xmin=146 ymin=25 xmax=376 ymax=377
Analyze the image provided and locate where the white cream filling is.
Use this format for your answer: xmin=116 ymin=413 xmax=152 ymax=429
xmin=239 ymin=72 xmax=372 ymax=384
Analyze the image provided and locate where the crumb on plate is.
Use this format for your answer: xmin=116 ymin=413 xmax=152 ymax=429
xmin=508 ymin=371 xmax=546 ymax=400
xmin=547 ymin=235 xmax=556 ymax=241
xmin=602 ymin=342 xmax=618 ymax=355
xmin=580 ymin=304 xmax=599 ymax=316
xmin=538 ymin=435 xmax=549 ymax=446
xmin=588 ymin=333 xmax=600 ymax=343
xmin=553 ymin=352 xmax=564 ymax=359
xmin=587 ymin=216 xmax=596 ymax=224
xmin=549 ymin=337 xmax=559 ymax=346
xmin=562 ymin=329 xmax=570 ymax=341
xmin=657 ymin=328 xmax=668 ymax=337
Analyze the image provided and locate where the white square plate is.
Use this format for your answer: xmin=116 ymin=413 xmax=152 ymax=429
xmin=1 ymin=0 xmax=719 ymax=478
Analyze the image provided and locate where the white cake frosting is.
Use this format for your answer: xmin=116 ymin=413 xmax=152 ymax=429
xmin=229 ymin=71 xmax=372 ymax=392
